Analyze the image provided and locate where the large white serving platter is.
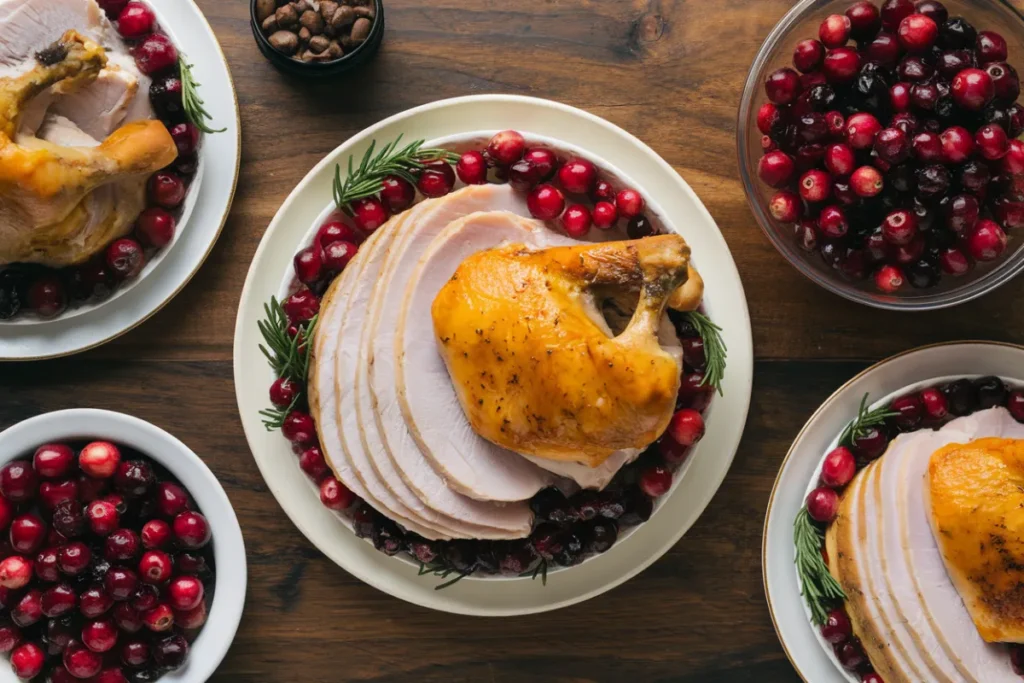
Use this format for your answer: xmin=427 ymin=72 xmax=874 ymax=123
xmin=234 ymin=95 xmax=754 ymax=615
xmin=0 ymin=0 xmax=240 ymax=360
xmin=763 ymin=341 xmax=1024 ymax=682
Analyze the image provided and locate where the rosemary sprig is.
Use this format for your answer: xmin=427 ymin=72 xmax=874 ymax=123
xmin=838 ymin=393 xmax=898 ymax=447
xmin=178 ymin=56 xmax=226 ymax=135
xmin=418 ymin=560 xmax=471 ymax=590
xmin=333 ymin=135 xmax=460 ymax=209
xmin=794 ymin=507 xmax=846 ymax=624
xmin=257 ymin=297 xmax=318 ymax=430
xmin=684 ymin=311 xmax=727 ymax=395
xmin=519 ymin=559 xmax=549 ymax=585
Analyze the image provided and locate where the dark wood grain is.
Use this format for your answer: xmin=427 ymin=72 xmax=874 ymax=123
xmin=7 ymin=0 xmax=1024 ymax=680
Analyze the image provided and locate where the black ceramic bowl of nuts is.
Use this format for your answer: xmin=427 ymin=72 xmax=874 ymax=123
xmin=250 ymin=0 xmax=384 ymax=77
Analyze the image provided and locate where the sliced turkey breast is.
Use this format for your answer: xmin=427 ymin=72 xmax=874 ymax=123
xmin=346 ymin=195 xmax=533 ymax=539
xmin=0 ymin=0 xmax=111 ymax=73
xmin=367 ymin=187 xmax=554 ymax=503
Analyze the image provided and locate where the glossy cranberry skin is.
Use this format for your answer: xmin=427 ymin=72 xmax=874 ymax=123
xmin=890 ymin=394 xmax=924 ymax=431
xmin=845 ymin=113 xmax=881 ymax=150
xmin=846 ymin=1 xmax=881 ymax=37
xmin=486 ymin=130 xmax=525 ymax=166
xmin=0 ymin=461 xmax=37 ymax=503
xmin=165 ymin=575 xmax=203 ymax=612
xmin=121 ymin=638 xmax=150 ymax=668
xmin=281 ymin=410 xmax=316 ymax=446
xmin=757 ymin=103 xmax=780 ymax=134
xmin=864 ymin=32 xmax=901 ymax=68
xmin=526 ymin=184 xmax=565 ymax=221
xmin=850 ymin=166 xmax=884 ymax=197
xmin=12 ymin=589 xmax=43 ymax=627
xmin=80 ymin=618 xmax=118 ymax=654
xmin=976 ymin=123 xmax=1009 ymax=160
xmin=79 ymin=586 xmax=114 ymax=619
xmin=112 ymin=603 xmax=142 ymax=634
xmin=987 ymin=62 xmax=1021 ymax=102
xmin=291 ymin=246 xmax=322 ymax=286
xmin=898 ymin=54 xmax=934 ymax=82
xmin=769 ymin=191 xmax=801 ymax=223
xmin=64 ymin=640 xmax=103 ymax=679
xmin=134 ymin=207 xmax=176 ymax=248
xmin=939 ymin=126 xmax=974 ymax=164
xmin=757 ymin=151 xmax=794 ymax=188
xmin=977 ymin=30 xmax=1008 ymax=64
xmin=793 ymin=39 xmax=825 ymax=72
xmin=822 ymin=143 xmax=854 ymax=176
xmin=945 ymin=194 xmax=979 ymax=233
xmin=133 ymin=33 xmax=177 ymax=75
xmin=922 ymin=386 xmax=951 ymax=420
xmin=34 ymin=546 xmax=59 ymax=582
xmin=910 ymin=131 xmax=942 ymax=162
xmin=0 ymin=624 xmax=20 ymax=653
xmin=11 ymin=641 xmax=44 ymax=679
xmin=57 ymin=542 xmax=90 ymax=576
xmin=175 ymin=601 xmax=208 ymax=630
xmin=638 ymin=465 xmax=673 ymax=498
xmin=1008 ymin=391 xmax=1024 ymax=423
xmin=104 ymin=568 xmax=138 ymax=603
xmin=105 ymin=238 xmax=145 ymax=280
xmin=349 ymin=197 xmax=389 ymax=234
xmin=882 ymin=209 xmax=917 ymax=245
xmin=952 ymin=68 xmax=995 ymax=110
xmin=523 ymin=148 xmax=558 ymax=181
xmin=836 ymin=638 xmax=868 ymax=671
xmin=1003 ymin=139 xmax=1024 ymax=175
xmin=153 ymin=634 xmax=188 ymax=669
xmin=967 ymin=219 xmax=1007 ymax=261
xmin=898 ymin=14 xmax=937 ymax=52
xmin=318 ymin=478 xmax=355 ymax=511
xmin=10 ymin=515 xmax=46 ymax=555
xmin=173 ymin=512 xmax=211 ymax=550
xmin=138 ymin=551 xmax=172 ymax=585
xmin=668 ymin=409 xmax=705 ymax=447
xmin=822 ymin=47 xmax=861 ymax=84
xmin=819 ymin=14 xmax=851 ymax=48
xmin=322 ymin=240 xmax=358 ymax=274
xmin=147 ymin=172 xmax=186 ymax=210
xmin=555 ymin=157 xmax=597 ymax=195
xmin=881 ymin=0 xmax=915 ymax=31
xmin=79 ymin=442 xmax=121 ymax=480
xmin=939 ymin=246 xmax=971 ymax=275
xmin=105 ymin=530 xmax=140 ymax=563
xmin=0 ymin=556 xmax=33 ymax=589
xmin=142 ymin=603 xmax=174 ymax=632
xmin=93 ymin=669 xmax=128 ymax=683
xmin=820 ymin=446 xmax=856 ymax=488
xmin=316 ymin=219 xmax=362 ymax=249
xmin=916 ymin=164 xmax=951 ymax=198
xmin=416 ymin=161 xmax=455 ymax=198
xmin=377 ymin=175 xmax=416 ymax=212
xmin=32 ymin=444 xmax=74 ymax=480
xmin=591 ymin=201 xmax=618 ymax=230
xmin=817 ymin=206 xmax=848 ymax=239
xmin=117 ymin=1 xmax=155 ymax=38
xmin=874 ymin=127 xmax=909 ymax=164
xmin=114 ymin=461 xmax=154 ymax=499
xmin=806 ymin=486 xmax=839 ymax=523
xmin=297 ymin=447 xmax=329 ymax=481
xmin=798 ymin=170 xmax=831 ymax=203
xmin=821 ymin=608 xmax=853 ymax=644
xmin=765 ymin=67 xmax=801 ymax=104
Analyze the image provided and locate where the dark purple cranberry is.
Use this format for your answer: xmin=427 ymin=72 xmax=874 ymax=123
xmin=529 ymin=488 xmax=577 ymax=524
xmin=407 ymin=538 xmax=439 ymax=565
xmin=946 ymin=194 xmax=980 ymax=232
xmin=152 ymin=634 xmax=188 ymax=670
xmin=911 ymin=199 xmax=934 ymax=231
xmin=596 ymin=491 xmax=626 ymax=520
xmin=890 ymin=112 xmax=918 ymax=135
xmin=898 ymin=55 xmax=934 ymax=81
xmin=530 ymin=524 xmax=563 ymax=561
xmin=588 ymin=519 xmax=619 ymax=554
xmin=571 ymin=491 xmax=600 ymax=521
xmin=974 ymin=376 xmax=1008 ymax=409
xmin=44 ymin=615 xmax=76 ymax=656
xmin=619 ymin=487 xmax=654 ymax=526
xmin=915 ymin=1 xmax=948 ymax=24
xmin=916 ymin=164 xmax=951 ymax=198
xmin=1009 ymin=104 xmax=1024 ymax=137
xmin=475 ymin=544 xmax=500 ymax=574
xmin=937 ymin=49 xmax=975 ymax=78
xmin=958 ymin=160 xmax=991 ymax=193
xmin=851 ymin=425 xmax=890 ymax=462
xmin=626 ymin=215 xmax=655 ymax=239
xmin=943 ymin=379 xmax=979 ymax=416
xmin=987 ymin=62 xmax=1021 ymax=102
xmin=819 ymin=241 xmax=844 ymax=269
xmin=553 ymin=532 xmax=584 ymax=567
xmin=175 ymin=553 xmax=209 ymax=577
xmin=906 ymin=259 xmax=940 ymax=288
xmin=806 ymin=84 xmax=836 ymax=112
xmin=104 ymin=530 xmax=140 ymax=562
xmin=148 ymin=77 xmax=183 ymax=121
xmin=51 ymin=501 xmax=84 ymax=539
xmin=938 ymin=17 xmax=977 ymax=50
xmin=798 ymin=112 xmax=829 ymax=143
xmin=498 ymin=543 xmax=538 ymax=575
xmin=911 ymin=82 xmax=940 ymax=110
xmin=113 ymin=462 xmax=154 ymax=498
xmin=370 ymin=518 xmax=405 ymax=556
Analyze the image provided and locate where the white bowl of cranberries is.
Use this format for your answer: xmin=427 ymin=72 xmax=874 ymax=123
xmin=740 ymin=0 xmax=1024 ymax=309
xmin=0 ymin=411 xmax=245 ymax=682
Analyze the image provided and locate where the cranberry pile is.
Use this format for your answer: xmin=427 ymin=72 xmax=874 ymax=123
xmin=271 ymin=130 xmax=715 ymax=579
xmin=803 ymin=376 xmax=1024 ymax=680
xmin=0 ymin=0 xmax=203 ymax=322
xmin=0 ymin=441 xmax=214 ymax=681
xmin=757 ymin=0 xmax=1024 ymax=293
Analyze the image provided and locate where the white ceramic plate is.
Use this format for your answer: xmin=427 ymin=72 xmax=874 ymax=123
xmin=0 ymin=409 xmax=246 ymax=683
xmin=0 ymin=0 xmax=240 ymax=360
xmin=763 ymin=341 xmax=1024 ymax=682
xmin=234 ymin=95 xmax=754 ymax=616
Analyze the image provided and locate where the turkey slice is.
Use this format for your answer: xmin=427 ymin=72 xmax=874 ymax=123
xmin=348 ymin=195 xmax=533 ymax=538
xmin=0 ymin=0 xmax=111 ymax=74
xmin=367 ymin=187 xmax=554 ymax=503
xmin=309 ymin=224 xmax=448 ymax=539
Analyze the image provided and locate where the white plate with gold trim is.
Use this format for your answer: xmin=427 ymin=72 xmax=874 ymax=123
xmin=0 ymin=0 xmax=240 ymax=360
xmin=763 ymin=341 xmax=1024 ymax=682
xmin=233 ymin=95 xmax=753 ymax=615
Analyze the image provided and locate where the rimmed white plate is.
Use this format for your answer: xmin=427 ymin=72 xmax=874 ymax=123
xmin=233 ymin=95 xmax=754 ymax=616
xmin=763 ymin=341 xmax=1024 ymax=682
xmin=0 ymin=0 xmax=240 ymax=360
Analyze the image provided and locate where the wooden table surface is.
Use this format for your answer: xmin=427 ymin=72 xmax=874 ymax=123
xmin=5 ymin=0 xmax=1024 ymax=680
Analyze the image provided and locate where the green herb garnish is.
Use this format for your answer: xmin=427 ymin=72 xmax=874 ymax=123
xmin=333 ymin=135 xmax=459 ymax=209
xmin=838 ymin=393 xmax=898 ymax=447
xmin=684 ymin=311 xmax=726 ymax=395
xmin=794 ymin=507 xmax=846 ymax=624
xmin=257 ymin=297 xmax=317 ymax=430
xmin=178 ymin=56 xmax=225 ymax=135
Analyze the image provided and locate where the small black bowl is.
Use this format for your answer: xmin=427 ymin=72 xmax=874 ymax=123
xmin=250 ymin=0 xmax=385 ymax=78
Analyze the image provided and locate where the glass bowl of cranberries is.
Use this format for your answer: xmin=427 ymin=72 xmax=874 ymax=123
xmin=0 ymin=410 xmax=245 ymax=682
xmin=739 ymin=0 xmax=1024 ymax=309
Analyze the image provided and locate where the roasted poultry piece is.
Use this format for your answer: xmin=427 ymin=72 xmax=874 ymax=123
xmin=432 ymin=234 xmax=703 ymax=467
xmin=0 ymin=31 xmax=176 ymax=267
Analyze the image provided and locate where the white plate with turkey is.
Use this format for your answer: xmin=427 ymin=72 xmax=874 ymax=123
xmin=0 ymin=0 xmax=239 ymax=360
xmin=233 ymin=95 xmax=753 ymax=615
xmin=764 ymin=341 xmax=1024 ymax=683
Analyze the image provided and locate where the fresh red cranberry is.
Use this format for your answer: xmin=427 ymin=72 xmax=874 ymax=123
xmin=757 ymin=151 xmax=794 ymax=188
xmin=638 ymin=465 xmax=673 ymax=498
xmin=523 ymin=148 xmax=558 ymax=181
xmin=769 ymin=191 xmax=801 ymax=223
xmin=881 ymin=0 xmax=915 ymax=31
xmin=175 ymin=553 xmax=209 ymax=576
xmin=967 ymin=219 xmax=1007 ymax=261
xmin=104 ymin=568 xmax=138 ymax=602
xmin=526 ymin=184 xmax=565 ymax=221
xmin=173 ymin=512 xmax=211 ymax=550
xmin=891 ymin=394 xmax=924 ymax=430
xmin=105 ymin=237 xmax=145 ymax=280
xmin=416 ymin=161 xmax=455 ymax=198
xmin=316 ymin=218 xmax=363 ymax=249
xmin=939 ymin=126 xmax=974 ymax=163
xmin=12 ymin=589 xmax=43 ymax=627
xmin=322 ymin=240 xmax=358 ymax=273
xmin=850 ymin=166 xmax=884 ymax=198
xmin=898 ymin=13 xmax=937 ymax=51
xmin=825 ymin=110 xmax=845 ymax=137
xmin=486 ymin=130 xmax=525 ymax=166
xmin=133 ymin=33 xmax=177 ymax=75
xmin=560 ymin=204 xmax=593 ymax=238
xmin=147 ymin=172 xmax=185 ymax=209
xmin=987 ymin=62 xmax=1020 ymax=102
xmin=819 ymin=14 xmax=851 ymax=48
xmin=349 ymin=196 xmax=389 ymax=234
xmin=80 ymin=618 xmax=118 ymax=654
xmin=39 ymin=480 xmax=78 ymax=512
xmin=77 ymin=442 xmax=120 ymax=480
xmin=117 ymin=1 xmax=155 ymax=38
xmin=175 ymin=601 xmax=207 ymax=630
xmin=939 ymin=246 xmax=971 ymax=275
xmin=40 ymin=583 xmax=77 ymax=618
xmin=152 ymin=483 xmax=188 ymax=520
xmin=11 ymin=641 xmax=44 ymax=679
xmin=135 ymin=207 xmax=176 ymax=248
xmin=93 ymin=669 xmax=128 ymax=683
xmin=378 ymin=175 xmax=416 ymax=212
xmin=508 ymin=159 xmax=542 ymax=192
xmin=1008 ymin=391 xmax=1024 ymax=422
xmin=281 ymin=410 xmax=316 ymax=446
xmin=57 ymin=542 xmax=90 ymax=576
xmin=105 ymin=530 xmax=140 ymax=563
xmin=911 ymin=131 xmax=943 ymax=161
xmin=1003 ymin=139 xmax=1024 ymax=175
xmin=920 ymin=387 xmax=949 ymax=421
xmin=874 ymin=127 xmax=909 ymax=163
xmin=297 ymin=447 xmax=329 ymax=481
xmin=836 ymin=637 xmax=868 ymax=671
xmin=113 ymin=461 xmax=153 ymax=498
xmin=0 ymin=496 xmax=12 ymax=534
xmin=822 ymin=143 xmax=854 ymax=176
xmin=668 ymin=409 xmax=705 ymax=446
xmin=292 ymin=246 xmax=323 ymax=286
xmin=806 ymin=486 xmax=839 ymax=522
xmin=793 ymin=39 xmax=825 ymax=72
xmin=142 ymin=603 xmax=174 ymax=632
xmin=846 ymin=113 xmax=882 ymax=149
xmin=765 ymin=67 xmax=801 ymax=104
xmin=881 ymin=209 xmax=917 ymax=246
xmin=79 ymin=587 xmax=114 ymax=619
xmin=821 ymin=446 xmax=856 ymax=488
xmin=64 ymin=640 xmax=103 ymax=678
xmin=874 ymin=264 xmax=905 ymax=293
xmin=34 ymin=547 xmax=59 ymax=582
xmin=0 ymin=461 xmax=37 ymax=503
xmin=318 ymin=478 xmax=355 ymax=511
xmin=166 ymin=575 xmax=203 ymax=612
xmin=975 ymin=123 xmax=1009 ymax=160
xmin=614 ymin=188 xmax=645 ymax=218
xmin=10 ymin=515 xmax=46 ymax=555
xmin=846 ymin=1 xmax=881 ymax=37
xmin=864 ymin=32 xmax=901 ymax=68
xmin=823 ymin=47 xmax=861 ymax=83
xmin=798 ymin=170 xmax=831 ymax=203
xmin=887 ymin=82 xmax=911 ymax=112
xmin=817 ymin=206 xmax=848 ymax=239
xmin=453 ymin=150 xmax=487 ymax=185
xmin=952 ymin=68 xmax=995 ymax=110
xmin=591 ymin=201 xmax=618 ymax=229
xmin=166 ymin=122 xmax=199 ymax=160
xmin=821 ymin=608 xmax=853 ymax=644
xmin=138 ymin=551 xmax=172 ymax=585
xmin=977 ymin=30 xmax=1008 ymax=64
xmin=282 ymin=290 xmax=318 ymax=325
xmin=0 ymin=624 xmax=20 ymax=653
xmin=268 ymin=378 xmax=298 ymax=411
xmin=153 ymin=634 xmax=188 ymax=669
xmin=946 ymin=194 xmax=979 ymax=233
xmin=0 ymin=556 xmax=33 ymax=589
xmin=121 ymin=638 xmax=150 ymax=668
xmin=556 ymin=157 xmax=597 ymax=195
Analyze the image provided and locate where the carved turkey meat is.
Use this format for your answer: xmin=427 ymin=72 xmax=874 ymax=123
xmin=0 ymin=31 xmax=176 ymax=267
xmin=432 ymin=234 xmax=703 ymax=467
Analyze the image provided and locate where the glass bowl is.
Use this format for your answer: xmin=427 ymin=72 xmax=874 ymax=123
xmin=738 ymin=0 xmax=1024 ymax=310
